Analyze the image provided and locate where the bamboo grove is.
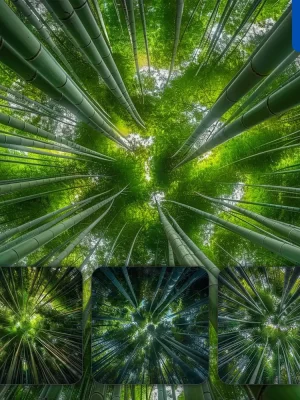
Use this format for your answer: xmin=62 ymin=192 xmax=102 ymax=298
xmin=218 ymin=266 xmax=300 ymax=385
xmin=0 ymin=267 xmax=82 ymax=385
xmin=92 ymin=267 xmax=209 ymax=384
xmin=0 ymin=0 xmax=299 ymax=399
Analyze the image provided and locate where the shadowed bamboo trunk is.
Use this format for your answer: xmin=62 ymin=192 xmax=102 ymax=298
xmin=229 ymin=50 xmax=299 ymax=122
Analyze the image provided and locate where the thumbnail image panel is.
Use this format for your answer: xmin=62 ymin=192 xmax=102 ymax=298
xmin=92 ymin=266 xmax=209 ymax=384
xmin=0 ymin=266 xmax=82 ymax=384
xmin=218 ymin=266 xmax=300 ymax=385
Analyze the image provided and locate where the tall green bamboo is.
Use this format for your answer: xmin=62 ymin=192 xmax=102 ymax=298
xmin=166 ymin=0 xmax=184 ymax=85
xmin=167 ymin=200 xmax=300 ymax=263
xmin=0 ymin=2 xmax=129 ymax=147
xmin=79 ymin=238 xmax=101 ymax=272
xmin=121 ymin=227 xmax=142 ymax=308
xmin=0 ymin=151 xmax=69 ymax=164
xmin=100 ymin=267 xmax=137 ymax=309
xmin=0 ymin=111 xmax=112 ymax=160
xmin=168 ymin=213 xmax=219 ymax=278
xmin=0 ymin=188 xmax=124 ymax=265
xmin=198 ymin=193 xmax=300 ymax=245
xmin=0 ymin=197 xmax=82 ymax=243
xmin=0 ymin=192 xmax=111 ymax=253
xmin=0 ymin=143 xmax=93 ymax=162
xmin=138 ymin=0 xmax=150 ymax=72
xmin=184 ymin=385 xmax=205 ymax=400
xmin=201 ymin=0 xmax=236 ymax=68
xmin=45 ymin=0 xmax=138 ymax=124
xmin=125 ymin=0 xmax=143 ymax=99
xmin=0 ymin=174 xmax=100 ymax=195
xmin=68 ymin=0 xmax=144 ymax=125
xmin=222 ymin=182 xmax=300 ymax=194
xmin=155 ymin=268 xmax=205 ymax=316
xmin=168 ymin=241 xmax=175 ymax=266
xmin=0 ymin=206 xmax=79 ymax=254
xmin=220 ymin=142 xmax=300 ymax=169
xmin=0 ymin=83 xmax=76 ymax=123
xmin=178 ymin=69 xmax=300 ymax=165
xmin=49 ymin=201 xmax=113 ymax=267
xmin=214 ymin=197 xmax=300 ymax=214
xmin=150 ymin=267 xmax=167 ymax=312
xmin=180 ymin=0 xmax=203 ymax=45
xmin=0 ymin=157 xmax=67 ymax=168
xmin=91 ymin=0 xmax=111 ymax=47
xmin=216 ymin=0 xmax=266 ymax=63
xmin=12 ymin=0 xmax=82 ymax=84
xmin=0 ymin=91 xmax=78 ymax=127
xmin=167 ymin=213 xmax=218 ymax=332
xmin=0 ymin=184 xmax=90 ymax=207
xmin=0 ymin=132 xmax=108 ymax=161
xmin=0 ymin=37 xmax=122 ymax=143
xmin=229 ymin=50 xmax=299 ymax=122
xmin=105 ymin=222 xmax=127 ymax=264
xmin=193 ymin=0 xmax=221 ymax=77
xmin=176 ymin=10 xmax=293 ymax=157
xmin=152 ymin=267 xmax=185 ymax=314
xmin=156 ymin=202 xmax=198 ymax=266
xmin=157 ymin=203 xmax=218 ymax=346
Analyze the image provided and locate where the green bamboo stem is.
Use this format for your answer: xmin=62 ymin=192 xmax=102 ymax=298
xmin=49 ymin=201 xmax=113 ymax=266
xmin=0 ymin=132 xmax=108 ymax=162
xmin=157 ymin=202 xmax=199 ymax=266
xmin=166 ymin=0 xmax=184 ymax=85
xmin=0 ymin=2 xmax=129 ymax=147
xmin=0 ymin=191 xmax=105 ymax=247
xmin=176 ymin=10 xmax=293 ymax=157
xmin=0 ymin=83 xmax=75 ymax=122
xmin=138 ymin=0 xmax=150 ymax=72
xmin=0 ymin=188 xmax=124 ymax=265
xmin=45 ymin=0 xmax=136 ymax=122
xmin=69 ymin=0 xmax=144 ymax=126
xmin=179 ymin=66 xmax=300 ymax=165
xmin=168 ymin=213 xmax=219 ymax=278
xmin=125 ymin=0 xmax=144 ymax=101
xmin=0 ymin=111 xmax=112 ymax=160
xmin=13 ymin=0 xmax=84 ymax=86
xmin=167 ymin=200 xmax=300 ymax=263
xmin=0 ymin=39 xmax=118 ymax=140
xmin=0 ymin=174 xmax=100 ymax=195
xmin=198 ymin=193 xmax=300 ymax=245
xmin=229 ymin=50 xmax=299 ymax=122
xmin=91 ymin=0 xmax=111 ymax=47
